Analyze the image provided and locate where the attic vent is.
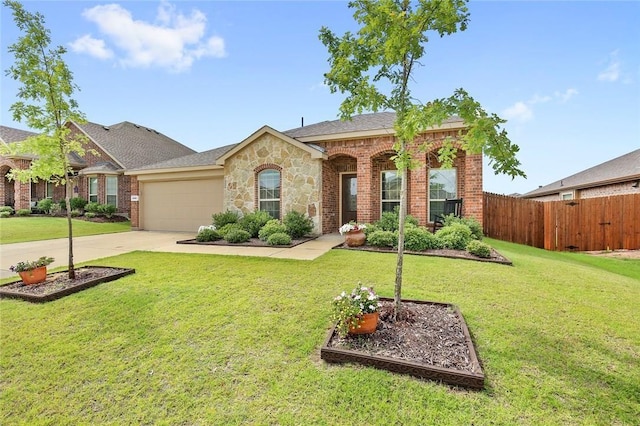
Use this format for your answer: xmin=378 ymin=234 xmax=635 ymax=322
xmin=103 ymin=126 xmax=109 ymax=131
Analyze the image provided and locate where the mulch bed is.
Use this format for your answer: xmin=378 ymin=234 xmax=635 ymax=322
xmin=321 ymin=298 xmax=485 ymax=389
xmin=176 ymin=236 xmax=317 ymax=248
xmin=335 ymin=243 xmax=512 ymax=265
xmin=0 ymin=266 xmax=135 ymax=303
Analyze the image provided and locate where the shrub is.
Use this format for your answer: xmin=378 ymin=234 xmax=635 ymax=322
xmin=224 ymin=228 xmax=251 ymax=243
xmin=196 ymin=228 xmax=222 ymax=242
xmin=212 ymin=210 xmax=240 ymax=229
xmin=258 ymin=219 xmax=288 ymax=241
xmin=218 ymin=223 xmax=242 ymax=238
xmin=267 ymin=232 xmax=292 ymax=246
xmin=466 ymin=240 xmax=492 ymax=258
xmin=363 ymin=223 xmax=380 ymax=236
xmin=58 ymin=199 xmax=67 ymax=211
xmin=70 ymin=209 xmax=82 ymax=217
xmin=366 ymin=230 xmax=397 ymax=247
xmin=99 ymin=203 xmax=117 ymax=218
xmin=0 ymin=206 xmax=14 ymax=214
xmin=85 ymin=202 xmax=101 ymax=214
xmin=85 ymin=212 xmax=96 ymax=219
xmin=70 ymin=197 xmax=88 ymax=211
xmin=0 ymin=211 xmax=10 ymax=218
xmin=442 ymin=214 xmax=483 ymax=240
xmin=436 ymin=222 xmax=473 ymax=250
xmin=240 ymin=210 xmax=273 ymax=238
xmin=404 ymin=226 xmax=441 ymax=251
xmin=37 ymin=199 xmax=54 ymax=214
xmin=375 ymin=207 xmax=419 ymax=232
xmin=283 ymin=210 xmax=313 ymax=238
xmin=49 ymin=203 xmax=61 ymax=216
xmin=16 ymin=209 xmax=30 ymax=216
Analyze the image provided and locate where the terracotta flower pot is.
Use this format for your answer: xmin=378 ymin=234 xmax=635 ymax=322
xmin=18 ymin=266 xmax=47 ymax=285
xmin=348 ymin=311 xmax=379 ymax=335
xmin=344 ymin=230 xmax=366 ymax=247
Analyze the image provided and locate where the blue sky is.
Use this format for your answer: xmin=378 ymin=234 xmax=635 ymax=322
xmin=1 ymin=1 xmax=638 ymax=195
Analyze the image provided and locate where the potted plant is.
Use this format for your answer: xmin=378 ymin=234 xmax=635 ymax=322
xmin=9 ymin=256 xmax=54 ymax=285
xmin=331 ymin=285 xmax=381 ymax=337
xmin=339 ymin=222 xmax=367 ymax=247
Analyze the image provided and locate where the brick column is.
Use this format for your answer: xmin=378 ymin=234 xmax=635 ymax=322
xmin=130 ymin=176 xmax=140 ymax=229
xmin=357 ymin=154 xmax=373 ymax=224
xmin=463 ymin=153 xmax=483 ymax=226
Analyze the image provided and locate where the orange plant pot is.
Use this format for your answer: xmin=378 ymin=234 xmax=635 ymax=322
xmin=348 ymin=312 xmax=379 ymax=335
xmin=18 ymin=266 xmax=47 ymax=285
xmin=344 ymin=230 xmax=366 ymax=247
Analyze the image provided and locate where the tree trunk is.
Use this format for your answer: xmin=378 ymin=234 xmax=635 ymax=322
xmin=65 ymin=178 xmax=75 ymax=279
xmin=393 ymin=163 xmax=408 ymax=321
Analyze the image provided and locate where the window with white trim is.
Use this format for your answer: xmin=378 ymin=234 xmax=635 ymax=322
xmin=89 ymin=177 xmax=98 ymax=203
xmin=429 ymin=169 xmax=457 ymax=222
xmin=46 ymin=182 xmax=54 ymax=199
xmin=106 ymin=176 xmax=117 ymax=206
xmin=561 ymin=192 xmax=573 ymax=200
xmin=381 ymin=171 xmax=402 ymax=213
xmin=258 ymin=169 xmax=280 ymax=219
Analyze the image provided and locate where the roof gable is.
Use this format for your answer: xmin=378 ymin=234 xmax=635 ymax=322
xmin=0 ymin=125 xmax=37 ymax=144
xmin=216 ymin=125 xmax=326 ymax=165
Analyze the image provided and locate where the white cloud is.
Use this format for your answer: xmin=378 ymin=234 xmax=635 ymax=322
xmin=73 ymin=1 xmax=226 ymax=73
xmin=503 ymin=101 xmax=533 ymax=122
xmin=69 ymin=34 xmax=114 ymax=60
xmin=529 ymin=94 xmax=552 ymax=105
xmin=555 ymin=88 xmax=579 ymax=103
xmin=597 ymin=50 xmax=621 ymax=82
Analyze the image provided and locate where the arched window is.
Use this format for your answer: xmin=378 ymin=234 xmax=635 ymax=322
xmin=258 ymin=169 xmax=281 ymax=219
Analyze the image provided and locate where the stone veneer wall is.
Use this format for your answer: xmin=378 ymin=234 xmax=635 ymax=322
xmin=223 ymin=133 xmax=323 ymax=233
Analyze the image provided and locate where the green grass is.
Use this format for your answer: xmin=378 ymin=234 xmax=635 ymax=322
xmin=1 ymin=240 xmax=638 ymax=425
xmin=0 ymin=217 xmax=131 ymax=244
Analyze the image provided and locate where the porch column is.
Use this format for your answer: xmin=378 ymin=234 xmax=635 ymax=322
xmin=356 ymin=154 xmax=373 ymax=224
xmin=463 ymin=153 xmax=483 ymax=226
xmin=410 ymin=152 xmax=428 ymax=226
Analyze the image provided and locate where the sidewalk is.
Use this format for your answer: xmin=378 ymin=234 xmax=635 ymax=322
xmin=0 ymin=231 xmax=344 ymax=279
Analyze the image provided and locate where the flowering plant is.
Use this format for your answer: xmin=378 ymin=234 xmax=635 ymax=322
xmin=9 ymin=256 xmax=54 ymax=273
xmin=339 ymin=222 xmax=366 ymax=235
xmin=331 ymin=285 xmax=381 ymax=337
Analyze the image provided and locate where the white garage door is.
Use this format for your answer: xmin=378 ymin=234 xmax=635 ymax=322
xmin=141 ymin=178 xmax=223 ymax=232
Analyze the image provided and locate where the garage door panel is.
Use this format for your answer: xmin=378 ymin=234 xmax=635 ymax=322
xmin=141 ymin=178 xmax=223 ymax=232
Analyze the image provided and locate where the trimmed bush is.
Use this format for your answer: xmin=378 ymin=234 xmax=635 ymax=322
xmin=267 ymin=232 xmax=292 ymax=246
xmin=212 ymin=210 xmax=240 ymax=229
xmin=196 ymin=228 xmax=222 ymax=242
xmin=442 ymin=214 xmax=483 ymax=240
xmin=36 ymin=199 xmax=54 ymax=214
xmin=218 ymin=223 xmax=242 ymax=238
xmin=283 ymin=211 xmax=313 ymax=238
xmin=224 ymin=228 xmax=251 ymax=243
xmin=49 ymin=203 xmax=62 ymax=216
xmin=16 ymin=209 xmax=30 ymax=216
xmin=240 ymin=210 xmax=273 ymax=238
xmin=466 ymin=240 xmax=492 ymax=258
xmin=85 ymin=202 xmax=100 ymax=214
xmin=366 ymin=230 xmax=397 ymax=248
xmin=58 ymin=199 xmax=67 ymax=211
xmin=0 ymin=211 xmax=10 ymax=218
xmin=404 ymin=226 xmax=442 ymax=251
xmin=70 ymin=209 xmax=82 ymax=217
xmin=84 ymin=212 xmax=96 ymax=219
xmin=436 ymin=222 xmax=473 ymax=250
xmin=258 ymin=219 xmax=288 ymax=241
xmin=0 ymin=206 xmax=14 ymax=214
xmin=99 ymin=204 xmax=117 ymax=218
xmin=375 ymin=207 xmax=419 ymax=232
xmin=70 ymin=197 xmax=88 ymax=211
xmin=363 ymin=223 xmax=380 ymax=236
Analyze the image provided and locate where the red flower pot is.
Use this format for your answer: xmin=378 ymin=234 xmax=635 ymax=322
xmin=349 ymin=312 xmax=379 ymax=335
xmin=344 ymin=230 xmax=366 ymax=247
xmin=18 ymin=266 xmax=47 ymax=285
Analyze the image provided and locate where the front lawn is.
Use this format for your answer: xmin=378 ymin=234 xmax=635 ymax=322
xmin=0 ymin=217 xmax=131 ymax=244
xmin=1 ymin=241 xmax=638 ymax=424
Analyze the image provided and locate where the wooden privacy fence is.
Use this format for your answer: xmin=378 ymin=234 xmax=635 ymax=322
xmin=483 ymin=192 xmax=640 ymax=252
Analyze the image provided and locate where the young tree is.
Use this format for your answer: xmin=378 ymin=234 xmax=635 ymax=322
xmin=2 ymin=0 xmax=91 ymax=279
xmin=320 ymin=0 xmax=526 ymax=319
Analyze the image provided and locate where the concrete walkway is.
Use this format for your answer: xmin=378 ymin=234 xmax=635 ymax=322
xmin=0 ymin=231 xmax=344 ymax=279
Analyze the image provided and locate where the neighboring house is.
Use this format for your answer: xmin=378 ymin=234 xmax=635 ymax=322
xmin=521 ymin=149 xmax=640 ymax=201
xmin=127 ymin=112 xmax=484 ymax=234
xmin=0 ymin=121 xmax=196 ymax=216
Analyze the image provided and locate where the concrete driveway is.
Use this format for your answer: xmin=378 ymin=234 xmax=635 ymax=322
xmin=0 ymin=231 xmax=344 ymax=279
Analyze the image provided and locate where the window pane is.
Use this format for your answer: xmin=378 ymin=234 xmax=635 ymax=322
xmin=429 ymin=169 xmax=457 ymax=222
xmin=258 ymin=170 xmax=280 ymax=219
xmin=106 ymin=177 xmax=117 ymax=206
xmin=89 ymin=178 xmax=98 ymax=203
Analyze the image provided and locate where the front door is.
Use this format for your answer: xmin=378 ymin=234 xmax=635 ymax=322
xmin=341 ymin=174 xmax=357 ymax=225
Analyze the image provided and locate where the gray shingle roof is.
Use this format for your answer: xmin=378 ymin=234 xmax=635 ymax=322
xmin=0 ymin=125 xmax=37 ymax=144
xmin=132 ymin=144 xmax=236 ymax=171
xmin=522 ymin=149 xmax=640 ymax=197
xmin=76 ymin=121 xmax=196 ymax=169
xmin=283 ymin=111 xmax=463 ymax=139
